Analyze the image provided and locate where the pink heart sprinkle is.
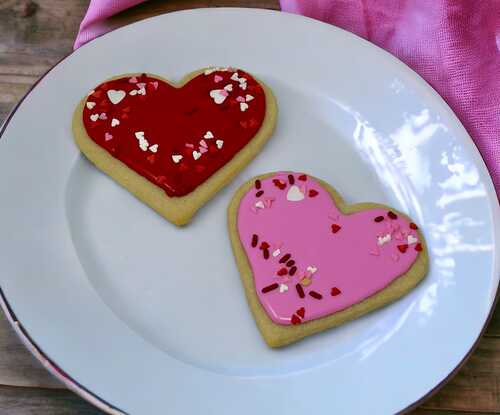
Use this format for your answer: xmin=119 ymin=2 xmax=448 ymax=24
xmin=263 ymin=196 xmax=275 ymax=208
xmin=150 ymin=81 xmax=159 ymax=90
xmin=199 ymin=146 xmax=208 ymax=154
xmin=214 ymin=75 xmax=223 ymax=83
xmin=185 ymin=143 xmax=194 ymax=148
xmin=199 ymin=139 xmax=208 ymax=148
xmin=99 ymin=113 xmax=107 ymax=120
xmin=104 ymin=132 xmax=113 ymax=141
xmin=129 ymin=76 xmax=138 ymax=83
xmin=137 ymin=82 xmax=146 ymax=89
xmin=236 ymin=96 xmax=245 ymax=103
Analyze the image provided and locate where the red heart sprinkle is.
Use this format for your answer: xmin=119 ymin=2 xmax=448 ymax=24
xmin=309 ymin=189 xmax=319 ymax=197
xmin=397 ymin=244 xmax=408 ymax=253
xmin=146 ymin=154 xmax=155 ymax=164
xmin=298 ymin=174 xmax=307 ymax=181
xmin=331 ymin=224 xmax=341 ymax=233
xmin=277 ymin=267 xmax=288 ymax=276
xmin=331 ymin=287 xmax=341 ymax=296
xmin=272 ymin=179 xmax=286 ymax=190
xmin=296 ymin=307 xmax=305 ymax=318
xmin=415 ymin=243 xmax=423 ymax=252
xmin=259 ymin=242 xmax=270 ymax=250
xmin=291 ymin=314 xmax=301 ymax=325
xmin=410 ymin=223 xmax=418 ymax=230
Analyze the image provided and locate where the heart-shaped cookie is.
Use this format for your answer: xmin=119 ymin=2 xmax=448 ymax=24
xmin=228 ymin=172 xmax=428 ymax=347
xmin=72 ymin=67 xmax=277 ymax=225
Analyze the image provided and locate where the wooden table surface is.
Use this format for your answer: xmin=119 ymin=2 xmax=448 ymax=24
xmin=1 ymin=0 xmax=499 ymax=413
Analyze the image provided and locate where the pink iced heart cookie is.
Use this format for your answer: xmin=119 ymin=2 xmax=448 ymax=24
xmin=228 ymin=172 xmax=429 ymax=347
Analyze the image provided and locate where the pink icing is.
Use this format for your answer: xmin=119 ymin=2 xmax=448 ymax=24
xmin=236 ymin=172 xmax=422 ymax=325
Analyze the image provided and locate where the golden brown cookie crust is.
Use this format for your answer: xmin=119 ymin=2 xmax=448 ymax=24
xmin=72 ymin=69 xmax=278 ymax=226
xmin=228 ymin=173 xmax=429 ymax=348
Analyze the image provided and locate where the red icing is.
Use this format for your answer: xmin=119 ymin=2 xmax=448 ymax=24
xmin=82 ymin=69 xmax=266 ymax=197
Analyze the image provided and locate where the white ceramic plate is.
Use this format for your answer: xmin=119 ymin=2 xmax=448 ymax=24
xmin=0 ymin=8 xmax=499 ymax=415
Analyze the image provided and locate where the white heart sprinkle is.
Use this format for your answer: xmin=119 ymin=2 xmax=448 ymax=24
xmin=377 ymin=234 xmax=392 ymax=246
xmin=90 ymin=114 xmax=99 ymax=122
xmin=216 ymin=139 xmax=224 ymax=149
xmin=107 ymin=89 xmax=126 ymax=105
xmin=306 ymin=266 xmax=317 ymax=274
xmin=279 ymin=284 xmax=289 ymax=293
xmin=139 ymin=140 xmax=149 ymax=151
xmin=239 ymin=80 xmax=247 ymax=90
xmin=255 ymin=201 xmax=265 ymax=209
xmin=286 ymin=185 xmax=304 ymax=201
xmin=135 ymin=131 xmax=145 ymax=140
xmin=193 ymin=150 xmax=201 ymax=160
xmin=408 ymin=235 xmax=418 ymax=245
xmin=86 ymin=101 xmax=96 ymax=109
xmin=272 ymin=249 xmax=281 ymax=257
xmin=149 ymin=144 xmax=158 ymax=153
xmin=204 ymin=131 xmax=214 ymax=139
xmin=209 ymin=89 xmax=227 ymax=104
xmin=240 ymin=102 xmax=249 ymax=112
xmin=224 ymin=84 xmax=233 ymax=92
xmin=172 ymin=154 xmax=183 ymax=163
xmin=129 ymin=90 xmax=138 ymax=96
xmin=137 ymin=87 xmax=146 ymax=95
xmin=245 ymin=94 xmax=254 ymax=102
xmin=230 ymin=72 xmax=240 ymax=81
xmin=111 ymin=118 xmax=120 ymax=127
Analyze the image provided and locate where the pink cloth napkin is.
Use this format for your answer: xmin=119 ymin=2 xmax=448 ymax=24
xmin=74 ymin=0 xmax=500 ymax=195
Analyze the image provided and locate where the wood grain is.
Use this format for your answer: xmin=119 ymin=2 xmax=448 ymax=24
xmin=0 ymin=0 xmax=499 ymax=414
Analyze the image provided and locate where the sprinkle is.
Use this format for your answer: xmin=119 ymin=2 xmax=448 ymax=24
xmin=279 ymin=284 xmax=289 ymax=293
xmin=374 ymin=216 xmax=384 ymax=222
xmin=415 ymin=243 xmax=423 ymax=252
xmin=309 ymin=291 xmax=323 ymax=300
xmin=300 ymin=277 xmax=312 ymax=286
xmin=410 ymin=223 xmax=418 ymax=230
xmin=255 ymin=201 xmax=265 ymax=209
xmin=296 ymin=307 xmax=305 ymax=318
xmin=408 ymin=235 xmax=418 ymax=244
xmin=150 ymin=81 xmax=159 ymax=90
xmin=262 ymin=283 xmax=279 ymax=293
xmin=273 ymin=179 xmax=286 ymax=190
xmin=204 ymin=131 xmax=214 ymax=139
xmin=199 ymin=139 xmax=208 ymax=148
xmin=291 ymin=314 xmax=301 ymax=325
xmin=99 ymin=112 xmax=107 ymax=120
xmin=230 ymin=72 xmax=240 ymax=81
xmin=378 ymin=234 xmax=391 ymax=246
xmin=192 ymin=150 xmax=202 ymax=160
xmin=397 ymin=244 xmax=408 ymax=253
xmin=107 ymin=89 xmax=126 ymax=105
xmin=129 ymin=76 xmax=138 ymax=83
xmin=296 ymin=284 xmax=305 ymax=298
xmin=236 ymin=96 xmax=245 ymax=103
xmin=255 ymin=179 xmax=262 ymax=189
xmin=289 ymin=266 xmax=297 ymax=276
xmin=263 ymin=249 xmax=270 ymax=259
xmin=111 ymin=118 xmax=120 ymax=127
xmin=331 ymin=224 xmax=341 ymax=233
xmin=251 ymin=234 xmax=258 ymax=247
xmin=288 ymin=174 xmax=295 ymax=185
xmin=388 ymin=211 xmax=398 ymax=220
xmin=287 ymin=185 xmax=305 ymax=202
xmin=245 ymin=94 xmax=254 ymax=102
xmin=104 ymin=132 xmax=113 ymax=141
xmin=214 ymin=74 xmax=223 ymax=83
xmin=240 ymin=102 xmax=249 ymax=112
xmin=309 ymin=189 xmax=319 ymax=197
xmin=209 ymin=89 xmax=228 ymax=104
xmin=298 ymin=174 xmax=307 ymax=181
xmin=272 ymin=249 xmax=281 ymax=257
xmin=306 ymin=266 xmax=317 ymax=274
xmin=224 ymin=84 xmax=233 ymax=92
xmin=149 ymin=144 xmax=158 ymax=153
xmin=263 ymin=197 xmax=275 ymax=208
xmin=277 ymin=268 xmax=288 ymax=276
xmin=279 ymin=254 xmax=291 ymax=263
xmin=90 ymin=114 xmax=99 ymax=122
xmin=260 ymin=242 xmax=270 ymax=250
xmin=256 ymin=190 xmax=264 ymax=197
xmin=286 ymin=260 xmax=295 ymax=267
xmin=216 ymin=139 xmax=224 ymax=149
xmin=135 ymin=131 xmax=145 ymax=139
xmin=172 ymin=154 xmax=183 ymax=163
xmin=86 ymin=101 xmax=96 ymax=109
xmin=331 ymin=287 xmax=341 ymax=296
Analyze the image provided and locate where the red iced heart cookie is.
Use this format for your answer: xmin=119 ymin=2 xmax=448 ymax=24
xmin=73 ymin=67 xmax=277 ymax=225
xmin=228 ymin=172 xmax=428 ymax=347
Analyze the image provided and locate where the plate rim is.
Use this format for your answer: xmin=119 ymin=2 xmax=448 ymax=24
xmin=1 ymin=7 xmax=499 ymax=415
